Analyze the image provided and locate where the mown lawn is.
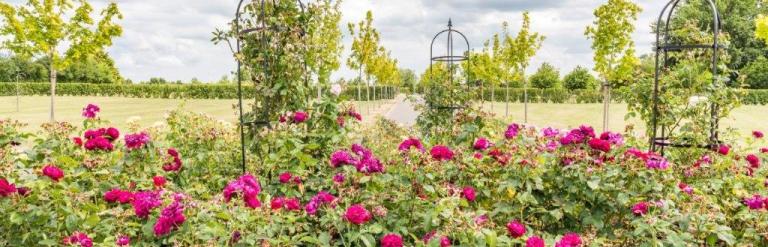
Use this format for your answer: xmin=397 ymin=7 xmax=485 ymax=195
xmin=0 ymin=96 xmax=390 ymax=131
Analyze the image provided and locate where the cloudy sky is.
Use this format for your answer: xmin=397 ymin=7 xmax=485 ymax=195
xmin=4 ymin=0 xmax=663 ymax=82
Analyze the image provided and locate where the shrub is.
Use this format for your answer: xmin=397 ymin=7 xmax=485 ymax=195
xmin=563 ymin=66 xmax=598 ymax=90
xmin=530 ymin=63 xmax=561 ymax=89
xmin=742 ymin=56 xmax=768 ymax=89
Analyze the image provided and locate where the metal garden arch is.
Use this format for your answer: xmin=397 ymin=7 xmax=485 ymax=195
xmin=650 ymin=0 xmax=722 ymax=155
xmin=234 ymin=0 xmax=311 ymax=173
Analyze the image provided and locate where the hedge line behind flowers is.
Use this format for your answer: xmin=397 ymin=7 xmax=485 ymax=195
xmin=0 ymin=82 xmax=396 ymax=101
xmin=476 ymin=87 xmax=768 ymax=105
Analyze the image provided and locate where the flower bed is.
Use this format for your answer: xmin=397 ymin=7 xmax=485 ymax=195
xmin=0 ymin=104 xmax=766 ymax=246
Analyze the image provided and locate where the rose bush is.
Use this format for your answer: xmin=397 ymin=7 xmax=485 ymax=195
xmin=0 ymin=103 xmax=767 ymax=246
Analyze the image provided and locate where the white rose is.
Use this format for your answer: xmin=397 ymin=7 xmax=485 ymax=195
xmin=330 ymin=84 xmax=342 ymax=96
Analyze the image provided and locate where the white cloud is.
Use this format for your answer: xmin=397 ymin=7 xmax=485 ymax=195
xmin=2 ymin=0 xmax=668 ymax=83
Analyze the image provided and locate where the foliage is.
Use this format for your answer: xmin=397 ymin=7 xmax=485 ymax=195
xmin=2 ymin=105 xmax=768 ymax=245
xmin=758 ymin=15 xmax=768 ymax=43
xmin=0 ymin=55 xmax=122 ymax=84
xmin=625 ymin=19 xmax=741 ymax=144
xmin=0 ymin=82 xmax=396 ymax=101
xmin=399 ymin=68 xmax=417 ymax=88
xmin=563 ymin=66 xmax=598 ymax=90
xmin=503 ymin=12 xmax=545 ymax=86
xmin=742 ymin=56 xmax=768 ymax=89
xmin=585 ymin=0 xmax=641 ymax=85
xmin=306 ymin=0 xmax=344 ymax=88
xmin=675 ymin=0 xmax=767 ymax=80
xmin=0 ymin=0 xmax=123 ymax=120
xmin=529 ymin=63 xmax=561 ymax=89
xmin=213 ymin=0 xmax=315 ymax=126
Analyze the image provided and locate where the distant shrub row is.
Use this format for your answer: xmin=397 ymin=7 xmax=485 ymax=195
xmin=0 ymin=83 xmax=396 ymax=101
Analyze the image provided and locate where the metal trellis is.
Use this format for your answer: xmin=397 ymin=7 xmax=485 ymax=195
xmin=650 ymin=0 xmax=722 ymax=155
xmin=428 ymin=18 xmax=471 ymax=111
xmin=234 ymin=0 xmax=311 ymax=173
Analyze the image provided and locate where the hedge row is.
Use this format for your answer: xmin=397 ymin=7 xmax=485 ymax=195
xmin=477 ymin=88 xmax=605 ymax=104
xmin=0 ymin=83 xmax=396 ymax=101
xmin=418 ymin=86 xmax=768 ymax=105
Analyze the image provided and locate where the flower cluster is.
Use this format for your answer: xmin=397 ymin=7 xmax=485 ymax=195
xmin=599 ymin=131 xmax=624 ymax=145
xmin=330 ymin=150 xmax=356 ymax=167
xmin=63 ymin=232 xmax=93 ymax=247
xmin=162 ymin=148 xmax=182 ymax=172
xmin=124 ymin=132 xmax=150 ymax=150
xmin=587 ymin=138 xmax=611 ymax=153
xmin=344 ymin=204 xmax=372 ymax=225
xmin=278 ymin=172 xmax=302 ymax=184
xmin=430 ymin=145 xmax=454 ymax=161
xmin=154 ymin=199 xmax=186 ymax=237
xmin=744 ymin=194 xmax=767 ymax=210
xmin=632 ymin=201 xmax=650 ymax=216
xmin=626 ymin=148 xmax=669 ymax=170
xmin=304 ymin=191 xmax=337 ymax=215
xmin=42 ymin=165 xmax=64 ymax=182
xmin=555 ymin=233 xmax=582 ymax=247
xmin=104 ymin=188 xmax=135 ymax=204
xmin=505 ymin=123 xmax=520 ymax=139
xmin=83 ymin=127 xmax=119 ymax=151
xmin=270 ymin=197 xmax=301 ymax=211
xmin=116 ymin=235 xmax=130 ymax=246
xmin=0 ymin=178 xmax=17 ymax=197
xmin=331 ymin=144 xmax=383 ymax=174
xmin=506 ymin=220 xmax=526 ymax=238
xmin=398 ymin=137 xmax=424 ymax=152
xmin=223 ymin=174 xmax=262 ymax=208
xmin=131 ymin=191 xmax=163 ymax=218
xmin=560 ymin=125 xmax=595 ymax=145
xmin=473 ymin=137 xmax=491 ymax=150
xmin=527 ymin=236 xmax=545 ymax=247
xmin=422 ymin=231 xmax=451 ymax=247
xmin=81 ymin=104 xmax=100 ymax=119
xmin=380 ymin=233 xmax=403 ymax=247
xmin=292 ymin=111 xmax=309 ymax=123
xmin=678 ymin=182 xmax=693 ymax=195
xmin=462 ymin=186 xmax=476 ymax=202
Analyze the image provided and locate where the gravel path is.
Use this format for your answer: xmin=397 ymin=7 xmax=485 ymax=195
xmin=384 ymin=95 xmax=420 ymax=126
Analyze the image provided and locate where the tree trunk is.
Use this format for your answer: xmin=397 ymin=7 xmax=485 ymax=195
xmin=50 ymin=62 xmax=57 ymax=122
xmin=602 ymin=81 xmax=611 ymax=132
xmin=524 ymin=78 xmax=529 ymax=123
xmin=491 ymin=85 xmax=495 ymax=112
xmin=505 ymin=83 xmax=510 ymax=117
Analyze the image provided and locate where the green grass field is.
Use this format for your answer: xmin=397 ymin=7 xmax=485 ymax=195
xmin=0 ymin=96 xmax=392 ymax=131
xmin=481 ymin=102 xmax=766 ymax=137
xmin=2 ymin=96 xmax=765 ymax=138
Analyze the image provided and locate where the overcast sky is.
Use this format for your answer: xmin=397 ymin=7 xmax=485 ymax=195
xmin=4 ymin=0 xmax=663 ymax=82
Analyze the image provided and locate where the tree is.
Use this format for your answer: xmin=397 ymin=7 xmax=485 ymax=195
xmin=347 ymin=11 xmax=381 ymax=103
xmin=563 ymin=66 xmax=597 ymax=90
xmin=585 ymin=0 xmax=641 ymax=131
xmin=307 ymin=0 xmax=343 ymax=98
xmin=0 ymin=0 xmax=123 ymax=121
xmin=529 ymin=63 xmax=560 ymax=89
xmin=742 ymin=56 xmax=768 ymax=89
xmin=674 ymin=0 xmax=767 ymax=80
xmin=758 ymin=14 xmax=768 ymax=43
xmin=504 ymin=11 xmax=544 ymax=121
xmin=399 ymin=68 xmax=417 ymax=91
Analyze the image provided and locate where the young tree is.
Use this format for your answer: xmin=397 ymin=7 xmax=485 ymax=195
xmin=504 ymin=11 xmax=544 ymax=122
xmin=307 ymin=0 xmax=343 ymax=98
xmin=347 ymin=11 xmax=381 ymax=105
xmin=0 ymin=0 xmax=123 ymax=121
xmin=585 ymin=0 xmax=641 ymax=131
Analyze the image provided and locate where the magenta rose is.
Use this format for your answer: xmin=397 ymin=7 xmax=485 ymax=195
xmin=344 ymin=204 xmax=372 ymax=225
